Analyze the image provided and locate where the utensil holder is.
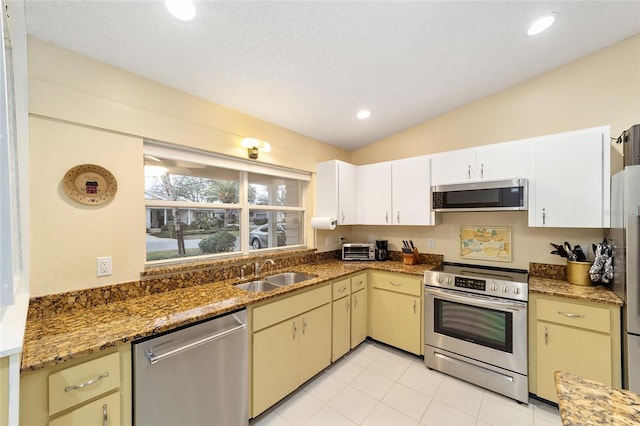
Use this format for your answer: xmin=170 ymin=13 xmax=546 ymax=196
xmin=566 ymin=261 xmax=593 ymax=286
xmin=403 ymin=248 xmax=420 ymax=265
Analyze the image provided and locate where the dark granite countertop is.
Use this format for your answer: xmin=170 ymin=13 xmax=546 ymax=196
xmin=555 ymin=371 xmax=640 ymax=425
xmin=21 ymin=259 xmax=436 ymax=373
xmin=529 ymin=277 xmax=623 ymax=306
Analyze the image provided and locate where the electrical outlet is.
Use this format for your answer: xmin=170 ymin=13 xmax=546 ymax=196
xmin=97 ymin=256 xmax=112 ymax=277
xmin=428 ymin=238 xmax=435 ymax=248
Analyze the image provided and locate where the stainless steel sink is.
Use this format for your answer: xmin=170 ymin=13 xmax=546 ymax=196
xmin=265 ymin=272 xmax=317 ymax=286
xmin=235 ymin=281 xmax=281 ymax=292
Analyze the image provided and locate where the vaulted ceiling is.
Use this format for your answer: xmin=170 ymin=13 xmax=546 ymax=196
xmin=24 ymin=1 xmax=640 ymax=151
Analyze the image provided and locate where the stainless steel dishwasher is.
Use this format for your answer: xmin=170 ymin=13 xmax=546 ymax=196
xmin=133 ymin=309 xmax=248 ymax=426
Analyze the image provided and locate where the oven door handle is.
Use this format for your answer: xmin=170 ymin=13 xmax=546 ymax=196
xmin=425 ymin=288 xmax=526 ymax=311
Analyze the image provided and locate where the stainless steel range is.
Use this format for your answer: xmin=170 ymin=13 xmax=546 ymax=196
xmin=424 ymin=262 xmax=529 ymax=404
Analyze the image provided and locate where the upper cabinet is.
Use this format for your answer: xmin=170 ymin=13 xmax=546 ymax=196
xmin=316 ymin=160 xmax=358 ymax=225
xmin=358 ymin=156 xmax=433 ymax=226
xmin=528 ymin=126 xmax=610 ymax=228
xmin=431 ymin=141 xmax=533 ymax=185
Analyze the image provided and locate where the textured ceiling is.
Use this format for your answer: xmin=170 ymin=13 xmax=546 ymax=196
xmin=24 ymin=1 xmax=640 ymax=151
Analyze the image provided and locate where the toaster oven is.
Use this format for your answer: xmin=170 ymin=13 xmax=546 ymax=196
xmin=342 ymin=243 xmax=376 ymax=261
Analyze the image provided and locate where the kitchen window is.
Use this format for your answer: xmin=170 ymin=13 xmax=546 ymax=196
xmin=144 ymin=142 xmax=309 ymax=263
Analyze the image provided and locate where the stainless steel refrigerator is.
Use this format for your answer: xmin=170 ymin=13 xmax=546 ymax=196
xmin=609 ymin=162 xmax=640 ymax=393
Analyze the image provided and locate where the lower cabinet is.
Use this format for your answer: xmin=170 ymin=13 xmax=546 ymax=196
xmin=351 ymin=286 xmax=368 ymax=348
xmin=251 ymin=284 xmax=332 ymax=417
xmin=331 ymin=272 xmax=369 ymax=362
xmin=529 ymin=293 xmax=621 ymax=403
xmin=369 ymin=271 xmax=422 ymax=355
xmin=48 ymin=392 xmax=121 ymax=426
xmin=331 ymin=277 xmax=351 ymax=361
xmin=19 ymin=345 xmax=131 ymax=426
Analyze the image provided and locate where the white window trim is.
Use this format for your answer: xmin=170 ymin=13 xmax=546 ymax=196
xmin=144 ymin=142 xmax=309 ymax=265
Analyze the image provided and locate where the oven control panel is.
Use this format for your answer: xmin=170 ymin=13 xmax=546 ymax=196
xmin=424 ymin=270 xmax=528 ymax=302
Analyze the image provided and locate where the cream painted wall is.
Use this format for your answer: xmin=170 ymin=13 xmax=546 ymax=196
xmin=345 ymin=35 xmax=639 ymax=270
xmin=28 ymin=35 xmax=638 ymax=295
xmin=29 ymin=118 xmax=145 ymax=295
xmin=28 ymin=37 xmax=350 ymax=297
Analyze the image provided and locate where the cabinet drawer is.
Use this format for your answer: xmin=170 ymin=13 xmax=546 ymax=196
xmin=350 ymin=273 xmax=367 ymax=292
xmin=253 ymin=284 xmax=331 ymax=331
xmin=537 ymin=298 xmax=610 ymax=333
xmin=49 ymin=352 xmax=120 ymax=415
xmin=49 ymin=391 xmax=120 ymax=426
xmin=371 ymin=271 xmax=421 ymax=296
xmin=332 ymin=278 xmax=350 ymax=300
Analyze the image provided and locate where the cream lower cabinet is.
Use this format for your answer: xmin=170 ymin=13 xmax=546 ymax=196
xmin=20 ymin=345 xmax=131 ymax=426
xmin=529 ymin=293 xmax=621 ymax=403
xmin=369 ymin=271 xmax=422 ymax=355
xmin=251 ymin=284 xmax=331 ymax=417
xmin=351 ymin=273 xmax=368 ymax=348
xmin=332 ymin=272 xmax=369 ymax=361
xmin=332 ymin=277 xmax=351 ymax=361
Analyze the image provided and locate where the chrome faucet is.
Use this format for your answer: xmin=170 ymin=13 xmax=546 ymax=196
xmin=254 ymin=259 xmax=275 ymax=277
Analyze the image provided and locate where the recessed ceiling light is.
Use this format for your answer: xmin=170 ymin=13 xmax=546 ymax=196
xmin=165 ymin=0 xmax=196 ymax=21
xmin=528 ymin=15 xmax=556 ymax=36
xmin=356 ymin=109 xmax=371 ymax=120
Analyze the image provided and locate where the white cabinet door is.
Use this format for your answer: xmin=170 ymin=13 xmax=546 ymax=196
xmin=358 ymin=162 xmax=392 ymax=225
xmin=431 ymin=149 xmax=477 ymax=185
xmin=392 ymin=156 xmax=432 ymax=225
xmin=475 ymin=141 xmax=533 ymax=181
xmin=529 ymin=127 xmax=609 ymax=228
xmin=317 ymin=160 xmax=358 ymax=225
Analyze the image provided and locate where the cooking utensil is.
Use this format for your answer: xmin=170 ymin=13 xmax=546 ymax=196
xmin=573 ymin=245 xmax=587 ymax=261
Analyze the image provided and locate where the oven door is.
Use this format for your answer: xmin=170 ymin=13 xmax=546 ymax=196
xmin=425 ymin=287 xmax=527 ymax=375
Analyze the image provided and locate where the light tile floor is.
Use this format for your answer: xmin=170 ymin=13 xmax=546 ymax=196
xmin=250 ymin=340 xmax=562 ymax=426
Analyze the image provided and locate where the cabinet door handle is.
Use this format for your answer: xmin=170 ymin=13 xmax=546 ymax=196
xmin=558 ymin=311 xmax=585 ymax=318
xmin=480 ymin=163 xmax=484 ymax=178
xmin=396 ymin=211 xmax=400 ymax=224
xmin=354 ymin=295 xmax=358 ymax=309
xmin=467 ymin=164 xmax=471 ymax=179
xmin=413 ymin=300 xmax=417 ymax=314
xmin=103 ymin=404 xmax=108 ymax=426
xmin=64 ymin=372 xmax=109 ymax=392
xmin=385 ymin=212 xmax=389 ymax=224
xmin=544 ymin=326 xmax=549 ymax=345
xmin=302 ymin=318 xmax=307 ymax=334
xmin=346 ymin=300 xmax=350 ymax=313
xmin=341 ymin=212 xmax=345 ymax=224
xmin=390 ymin=281 xmax=402 ymax=287
xmin=293 ymin=321 xmax=297 ymax=339
xmin=542 ymin=208 xmax=546 ymax=225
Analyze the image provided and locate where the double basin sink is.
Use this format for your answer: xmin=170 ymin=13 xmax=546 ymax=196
xmin=235 ymin=272 xmax=317 ymax=292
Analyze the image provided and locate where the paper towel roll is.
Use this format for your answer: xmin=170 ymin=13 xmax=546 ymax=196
xmin=310 ymin=217 xmax=337 ymax=230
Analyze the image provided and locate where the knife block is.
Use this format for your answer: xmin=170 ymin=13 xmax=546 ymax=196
xmin=403 ymin=248 xmax=420 ymax=265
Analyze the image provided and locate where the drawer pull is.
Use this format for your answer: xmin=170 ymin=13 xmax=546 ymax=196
xmin=103 ymin=404 xmax=108 ymax=426
xmin=558 ymin=311 xmax=585 ymax=318
xmin=338 ymin=287 xmax=347 ymax=293
xmin=390 ymin=281 xmax=402 ymax=287
xmin=355 ymin=280 xmax=364 ymax=287
xmin=64 ymin=372 xmax=109 ymax=392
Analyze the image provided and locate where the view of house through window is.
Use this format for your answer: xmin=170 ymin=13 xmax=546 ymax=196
xmin=144 ymin=146 xmax=308 ymax=262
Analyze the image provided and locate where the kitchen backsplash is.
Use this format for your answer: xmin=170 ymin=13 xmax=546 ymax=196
xmin=529 ymin=262 xmax=567 ymax=281
xmin=27 ymin=249 xmax=334 ymax=320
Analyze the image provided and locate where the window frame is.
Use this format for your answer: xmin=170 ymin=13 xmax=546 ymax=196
xmin=144 ymin=142 xmax=309 ymax=265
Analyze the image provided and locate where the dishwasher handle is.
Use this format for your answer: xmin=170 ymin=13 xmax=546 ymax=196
xmin=145 ymin=321 xmax=246 ymax=365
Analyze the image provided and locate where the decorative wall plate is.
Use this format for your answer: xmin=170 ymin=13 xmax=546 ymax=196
xmin=63 ymin=164 xmax=118 ymax=205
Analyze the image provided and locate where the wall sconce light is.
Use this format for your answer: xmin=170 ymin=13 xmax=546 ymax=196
xmin=241 ymin=138 xmax=271 ymax=160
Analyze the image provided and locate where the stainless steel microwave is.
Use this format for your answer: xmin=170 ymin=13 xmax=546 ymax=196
xmin=432 ymin=178 xmax=528 ymax=212
xmin=342 ymin=243 xmax=376 ymax=261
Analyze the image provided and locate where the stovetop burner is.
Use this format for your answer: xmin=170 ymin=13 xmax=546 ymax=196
xmin=424 ymin=262 xmax=529 ymax=301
